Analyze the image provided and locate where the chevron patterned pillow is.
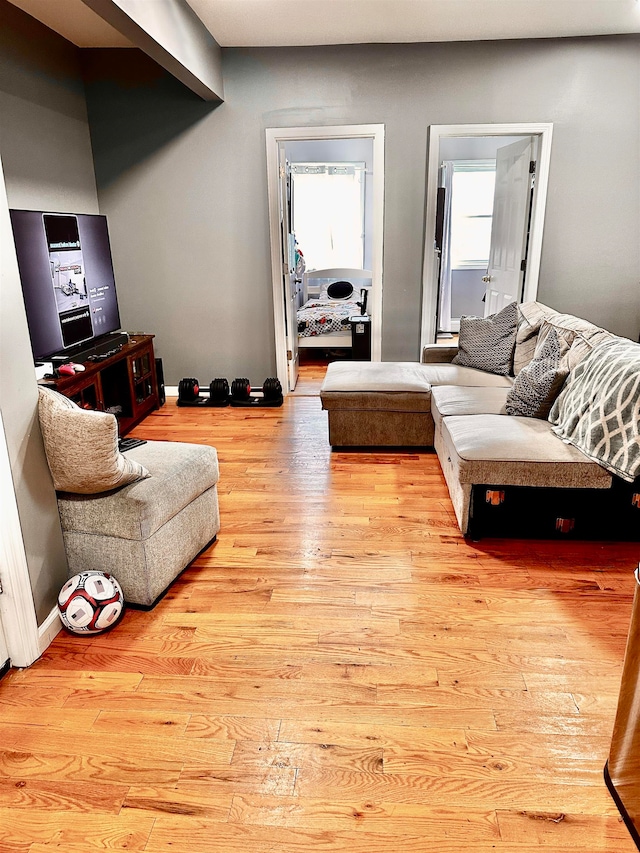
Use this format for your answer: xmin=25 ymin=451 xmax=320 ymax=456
xmin=506 ymin=325 xmax=571 ymax=418
xmin=453 ymin=301 xmax=518 ymax=376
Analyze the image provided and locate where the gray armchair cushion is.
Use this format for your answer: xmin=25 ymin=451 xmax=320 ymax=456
xmin=57 ymin=441 xmax=220 ymax=540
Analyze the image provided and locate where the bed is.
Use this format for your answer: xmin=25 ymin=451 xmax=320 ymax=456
xmin=297 ymin=268 xmax=372 ymax=349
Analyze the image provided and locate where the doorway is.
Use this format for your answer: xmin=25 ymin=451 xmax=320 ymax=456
xmin=266 ymin=125 xmax=385 ymax=394
xmin=421 ymin=123 xmax=553 ymax=349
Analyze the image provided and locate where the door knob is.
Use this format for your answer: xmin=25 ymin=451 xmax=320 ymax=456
xmin=482 ymin=275 xmax=492 ymax=283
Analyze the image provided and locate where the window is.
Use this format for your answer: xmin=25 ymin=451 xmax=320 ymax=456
xmin=291 ymin=163 xmax=365 ymax=270
xmin=450 ymin=161 xmax=496 ymax=270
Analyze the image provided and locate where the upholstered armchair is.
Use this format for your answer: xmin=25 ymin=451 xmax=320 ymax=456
xmin=37 ymin=387 xmax=220 ymax=607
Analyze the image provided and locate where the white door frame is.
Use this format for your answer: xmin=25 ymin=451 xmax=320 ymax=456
xmin=420 ymin=122 xmax=553 ymax=349
xmin=0 ymin=150 xmax=51 ymax=670
xmin=266 ymin=124 xmax=385 ymax=390
xmin=0 ymin=410 xmax=42 ymax=668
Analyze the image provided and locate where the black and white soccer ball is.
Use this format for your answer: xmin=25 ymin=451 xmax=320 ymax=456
xmin=58 ymin=571 xmax=124 ymax=634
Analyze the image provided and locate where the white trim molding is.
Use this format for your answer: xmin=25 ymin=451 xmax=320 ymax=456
xmin=0 ymin=410 xmax=42 ymax=668
xmin=38 ymin=607 xmax=62 ymax=656
xmin=420 ymin=122 xmax=554 ymax=349
xmin=266 ymin=124 xmax=385 ymax=391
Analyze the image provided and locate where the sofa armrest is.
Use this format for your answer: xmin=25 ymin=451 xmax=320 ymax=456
xmin=421 ymin=344 xmax=458 ymax=364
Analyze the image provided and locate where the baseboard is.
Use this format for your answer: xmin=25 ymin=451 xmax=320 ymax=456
xmin=38 ymin=606 xmax=62 ymax=656
xmin=165 ymin=386 xmax=178 ymax=397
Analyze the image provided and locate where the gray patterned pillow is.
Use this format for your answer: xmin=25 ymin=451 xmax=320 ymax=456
xmin=452 ymin=301 xmax=518 ymax=376
xmin=506 ymin=325 xmax=571 ymax=419
xmin=38 ymin=387 xmax=149 ymax=494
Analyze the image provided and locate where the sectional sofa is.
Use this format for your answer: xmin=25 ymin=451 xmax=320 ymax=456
xmin=320 ymin=302 xmax=640 ymax=539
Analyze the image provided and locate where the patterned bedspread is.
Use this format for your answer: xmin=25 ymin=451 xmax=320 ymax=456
xmin=297 ymin=298 xmax=362 ymax=338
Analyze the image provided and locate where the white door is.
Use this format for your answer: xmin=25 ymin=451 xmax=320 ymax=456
xmin=483 ymin=137 xmax=534 ymax=316
xmin=278 ymin=147 xmax=299 ymax=391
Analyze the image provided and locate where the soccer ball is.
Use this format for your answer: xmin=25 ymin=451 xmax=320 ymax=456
xmin=58 ymin=571 xmax=124 ymax=634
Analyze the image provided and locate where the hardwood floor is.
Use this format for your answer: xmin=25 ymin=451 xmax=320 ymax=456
xmin=1 ymin=362 xmax=638 ymax=852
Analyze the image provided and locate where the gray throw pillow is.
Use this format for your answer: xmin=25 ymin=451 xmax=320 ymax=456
xmin=452 ymin=301 xmax=518 ymax=376
xmin=505 ymin=325 xmax=571 ymax=419
xmin=38 ymin=386 xmax=150 ymax=494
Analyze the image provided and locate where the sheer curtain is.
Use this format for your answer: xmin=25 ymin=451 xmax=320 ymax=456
xmin=291 ymin=166 xmax=364 ymax=270
xmin=438 ymin=161 xmax=454 ymax=334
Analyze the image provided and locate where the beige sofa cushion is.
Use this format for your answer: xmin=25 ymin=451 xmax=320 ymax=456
xmin=321 ymin=362 xmax=433 ymax=394
xmin=38 ymin=387 xmax=149 ymax=494
xmin=441 ymin=414 xmax=612 ymax=489
xmin=431 ymin=386 xmax=509 ymax=431
xmin=419 ymin=363 xmax=514 ymax=389
xmin=320 ymin=361 xmax=513 ymax=415
xmin=539 ymin=312 xmax=613 ymax=371
xmin=514 ymin=301 xmax=614 ymax=375
xmin=514 ymin=301 xmax=554 ymax=374
xmin=321 ymin=361 xmax=513 ymax=395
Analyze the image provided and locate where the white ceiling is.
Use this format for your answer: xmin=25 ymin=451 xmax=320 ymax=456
xmin=7 ymin=0 xmax=640 ymax=48
xmin=188 ymin=0 xmax=640 ymax=47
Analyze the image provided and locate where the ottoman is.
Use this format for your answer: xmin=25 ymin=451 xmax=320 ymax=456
xmin=319 ymin=360 xmax=513 ymax=447
xmin=320 ymin=361 xmax=434 ymax=447
xmin=57 ymin=441 xmax=220 ymax=607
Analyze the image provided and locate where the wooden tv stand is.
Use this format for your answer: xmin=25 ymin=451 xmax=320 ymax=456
xmin=46 ymin=334 xmax=159 ymax=437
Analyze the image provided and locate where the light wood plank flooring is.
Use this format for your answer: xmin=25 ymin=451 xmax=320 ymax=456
xmin=1 ymin=363 xmax=638 ymax=852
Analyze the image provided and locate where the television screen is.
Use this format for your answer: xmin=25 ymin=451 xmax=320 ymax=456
xmin=10 ymin=209 xmax=122 ymax=361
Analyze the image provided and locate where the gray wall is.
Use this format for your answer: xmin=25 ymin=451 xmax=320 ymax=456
xmin=84 ymin=36 xmax=639 ymax=384
xmin=0 ymin=4 xmax=99 ymax=211
xmin=0 ymin=2 xmax=99 ymax=623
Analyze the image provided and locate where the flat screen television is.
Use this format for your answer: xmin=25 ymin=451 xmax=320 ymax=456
xmin=10 ymin=209 xmax=123 ymax=362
